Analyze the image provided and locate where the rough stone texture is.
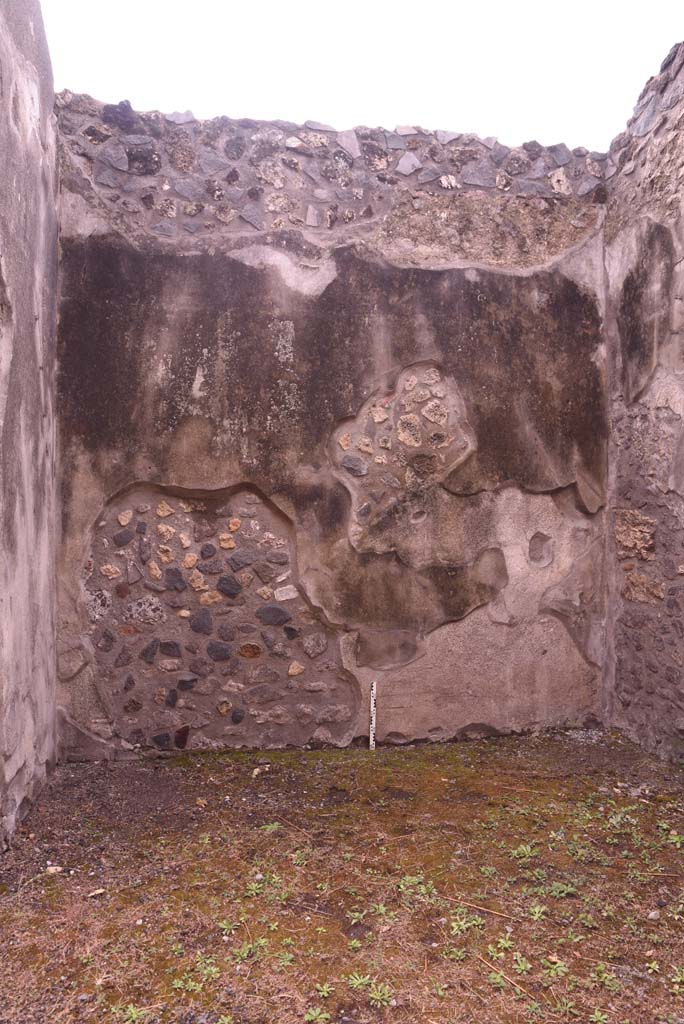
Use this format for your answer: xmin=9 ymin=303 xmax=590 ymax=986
xmin=605 ymin=42 xmax=684 ymax=758
xmin=5 ymin=0 xmax=684 ymax=838
xmin=0 ymin=0 xmax=59 ymax=846
xmin=56 ymin=99 xmax=609 ymax=753
xmin=55 ymin=92 xmax=608 ymax=263
xmin=78 ymin=485 xmax=358 ymax=750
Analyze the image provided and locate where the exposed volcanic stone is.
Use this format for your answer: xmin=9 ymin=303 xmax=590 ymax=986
xmin=165 ymin=688 xmax=178 ymax=707
xmin=256 ymin=604 xmax=292 ymax=626
xmin=164 ymin=567 xmax=187 ymax=591
xmin=207 ymin=641 xmax=232 ymax=661
xmin=231 ymin=707 xmax=245 ymax=724
xmin=249 ymin=683 xmax=280 ymax=703
xmin=228 ymin=550 xmax=256 ymax=571
xmin=127 ymin=142 xmax=161 ymax=176
xmin=189 ymin=658 xmax=212 ymax=677
xmin=341 ymin=454 xmax=368 ymax=477
xmin=303 ymin=632 xmax=327 ymax=658
xmin=548 ymin=142 xmax=572 ymax=166
xmin=217 ymin=624 xmax=236 ymax=641
xmin=151 ymin=731 xmax=173 ymax=750
xmin=238 ymin=642 xmax=262 ymax=658
xmin=139 ymin=639 xmax=159 ymax=664
xmin=127 ymin=563 xmax=143 ymax=584
xmin=112 ymin=527 xmax=135 ymax=547
xmin=198 ymin=558 xmax=223 ymax=574
xmin=174 ymin=725 xmax=190 ymax=748
xmin=177 ymin=677 xmax=197 ymax=691
xmin=97 ymin=628 xmax=115 ymax=652
xmin=114 ymin=646 xmax=133 ymax=667
xmin=253 ymin=561 xmax=278 ymax=582
xmin=159 ymin=640 xmax=182 ymax=657
xmin=98 ymin=139 xmax=128 ymax=171
xmin=189 ymin=608 xmax=213 ymax=634
xmin=266 ymin=550 xmax=289 ymax=565
xmin=247 ymin=664 xmax=280 ymax=685
xmin=102 ymin=99 xmax=138 ymax=131
xmin=217 ymin=573 xmax=242 ymax=597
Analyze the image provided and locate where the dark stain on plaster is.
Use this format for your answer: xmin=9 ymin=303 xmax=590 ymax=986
xmin=617 ymin=220 xmax=674 ymax=404
xmin=58 ymin=235 xmax=608 ymax=710
xmin=59 ymin=238 xmax=607 ymax=504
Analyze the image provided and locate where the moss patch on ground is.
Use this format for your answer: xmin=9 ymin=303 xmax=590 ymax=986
xmin=1 ymin=731 xmax=684 ymax=1024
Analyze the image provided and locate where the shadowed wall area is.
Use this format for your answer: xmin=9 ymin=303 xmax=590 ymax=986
xmin=2 ymin=1 xmax=684 ymax=844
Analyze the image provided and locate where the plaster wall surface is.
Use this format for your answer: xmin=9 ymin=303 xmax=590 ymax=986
xmin=0 ymin=0 xmax=59 ymax=845
xmin=4 ymin=0 xmax=684 ymax=821
xmin=55 ymin=93 xmax=610 ymax=756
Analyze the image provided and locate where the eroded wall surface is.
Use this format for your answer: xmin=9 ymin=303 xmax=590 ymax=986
xmin=0 ymin=0 xmax=59 ymax=844
xmin=55 ymin=92 xmax=609 ymax=754
xmin=606 ymin=44 xmax=684 ymax=757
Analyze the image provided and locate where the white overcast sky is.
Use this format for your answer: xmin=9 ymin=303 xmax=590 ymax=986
xmin=40 ymin=0 xmax=683 ymax=152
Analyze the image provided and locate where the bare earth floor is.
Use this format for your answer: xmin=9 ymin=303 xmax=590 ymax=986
xmin=1 ymin=734 xmax=684 ymax=1024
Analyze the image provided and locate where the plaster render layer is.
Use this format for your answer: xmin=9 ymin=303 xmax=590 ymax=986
xmin=0 ymin=0 xmax=59 ymax=846
xmin=56 ymin=213 xmax=608 ymax=754
xmin=5 ymin=0 xmax=684 ymax=842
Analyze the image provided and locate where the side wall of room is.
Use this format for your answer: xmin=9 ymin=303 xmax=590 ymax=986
xmin=0 ymin=0 xmax=59 ymax=845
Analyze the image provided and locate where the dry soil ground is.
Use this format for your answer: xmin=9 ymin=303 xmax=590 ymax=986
xmin=1 ymin=732 xmax=684 ymax=1024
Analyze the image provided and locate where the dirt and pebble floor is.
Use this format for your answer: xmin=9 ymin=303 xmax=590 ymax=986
xmin=1 ymin=730 xmax=683 ymax=1024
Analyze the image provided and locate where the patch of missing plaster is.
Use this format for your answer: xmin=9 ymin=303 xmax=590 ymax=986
xmin=330 ymin=362 xmax=476 ymax=558
xmin=77 ymin=481 xmax=361 ymax=754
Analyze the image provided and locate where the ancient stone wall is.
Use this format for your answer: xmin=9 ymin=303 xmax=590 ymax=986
xmin=0 ymin=0 xmax=59 ymax=845
xmin=55 ymin=92 xmax=609 ymax=755
xmin=2 ymin=0 xmax=683 ymax=803
xmin=605 ymin=43 xmax=684 ymax=758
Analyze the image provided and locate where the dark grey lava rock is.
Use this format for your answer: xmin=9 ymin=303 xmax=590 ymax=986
xmin=114 ymin=645 xmax=133 ymax=667
xmin=189 ymin=608 xmax=213 ymax=635
xmin=266 ymin=550 xmax=289 ymax=565
xmin=228 ymin=550 xmax=255 ymax=571
xmin=174 ymin=725 xmax=190 ymax=749
xmin=164 ymin=567 xmax=187 ymax=591
xmin=177 ymin=677 xmax=197 ymax=691
xmin=112 ymin=528 xmax=135 ymax=548
xmin=340 ymin=453 xmax=368 ymax=477
xmin=198 ymin=558 xmax=223 ymax=574
xmin=151 ymin=731 xmax=173 ymax=750
xmin=217 ymin=574 xmax=242 ymax=597
xmin=139 ymin=639 xmax=159 ymax=664
xmin=207 ymin=641 xmax=232 ymax=661
xmin=256 ymin=604 xmax=291 ymax=626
